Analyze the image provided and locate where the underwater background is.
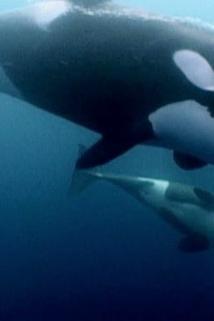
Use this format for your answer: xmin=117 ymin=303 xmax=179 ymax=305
xmin=1 ymin=1 xmax=214 ymax=320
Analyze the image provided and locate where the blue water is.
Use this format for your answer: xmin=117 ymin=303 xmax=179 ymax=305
xmin=1 ymin=1 xmax=214 ymax=320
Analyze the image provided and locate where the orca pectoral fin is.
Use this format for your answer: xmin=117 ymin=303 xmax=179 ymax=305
xmin=76 ymin=136 xmax=136 ymax=169
xmin=178 ymin=234 xmax=210 ymax=253
xmin=173 ymin=151 xmax=207 ymax=170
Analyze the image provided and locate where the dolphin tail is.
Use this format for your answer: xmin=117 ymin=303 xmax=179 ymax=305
xmin=70 ymin=144 xmax=101 ymax=195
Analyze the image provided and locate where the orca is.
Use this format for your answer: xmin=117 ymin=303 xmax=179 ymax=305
xmin=1 ymin=1 xmax=214 ymax=169
xmin=71 ymin=163 xmax=214 ymax=252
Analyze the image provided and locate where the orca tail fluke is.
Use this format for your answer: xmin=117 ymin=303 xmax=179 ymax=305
xmin=70 ymin=144 xmax=101 ymax=195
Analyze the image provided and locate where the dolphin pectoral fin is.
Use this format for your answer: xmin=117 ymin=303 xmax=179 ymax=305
xmin=76 ymin=136 xmax=136 ymax=169
xmin=173 ymin=151 xmax=207 ymax=170
xmin=178 ymin=235 xmax=210 ymax=253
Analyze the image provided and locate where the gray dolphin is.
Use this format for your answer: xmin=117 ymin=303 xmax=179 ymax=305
xmin=71 ymin=163 xmax=214 ymax=252
xmin=1 ymin=1 xmax=214 ymax=169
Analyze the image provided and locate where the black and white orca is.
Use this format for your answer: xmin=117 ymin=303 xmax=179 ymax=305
xmin=1 ymin=0 xmax=214 ymax=169
xmin=71 ymin=165 xmax=214 ymax=252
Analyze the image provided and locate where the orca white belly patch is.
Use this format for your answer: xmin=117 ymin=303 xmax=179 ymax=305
xmin=149 ymin=100 xmax=214 ymax=163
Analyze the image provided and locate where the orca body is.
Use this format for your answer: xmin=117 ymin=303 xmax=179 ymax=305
xmin=72 ymin=167 xmax=214 ymax=252
xmin=1 ymin=1 xmax=214 ymax=168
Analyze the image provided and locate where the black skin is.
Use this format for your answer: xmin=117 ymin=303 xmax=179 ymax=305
xmin=1 ymin=6 xmax=214 ymax=168
xmin=173 ymin=152 xmax=207 ymax=170
xmin=178 ymin=235 xmax=210 ymax=252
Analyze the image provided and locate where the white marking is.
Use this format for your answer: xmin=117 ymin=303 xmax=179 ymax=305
xmin=174 ymin=50 xmax=214 ymax=91
xmin=139 ymin=178 xmax=169 ymax=208
xmin=11 ymin=1 xmax=73 ymax=29
xmin=149 ymin=100 xmax=214 ymax=163
xmin=153 ymin=179 xmax=169 ymax=196
xmin=34 ymin=1 xmax=72 ymax=28
xmin=1 ymin=0 xmax=214 ymax=36
xmin=138 ymin=178 xmax=214 ymax=240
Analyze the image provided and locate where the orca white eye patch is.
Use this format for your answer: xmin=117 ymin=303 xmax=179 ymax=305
xmin=174 ymin=49 xmax=214 ymax=91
